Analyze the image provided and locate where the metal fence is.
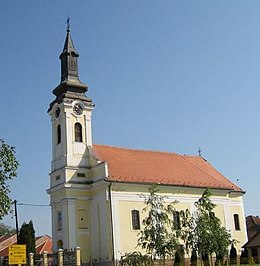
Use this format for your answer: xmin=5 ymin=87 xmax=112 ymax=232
xmin=63 ymin=250 xmax=76 ymax=266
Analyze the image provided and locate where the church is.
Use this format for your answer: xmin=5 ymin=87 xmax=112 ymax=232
xmin=47 ymin=28 xmax=247 ymax=265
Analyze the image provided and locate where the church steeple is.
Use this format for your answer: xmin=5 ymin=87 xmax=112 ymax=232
xmin=60 ymin=28 xmax=80 ymax=83
xmin=51 ymin=27 xmax=89 ymax=101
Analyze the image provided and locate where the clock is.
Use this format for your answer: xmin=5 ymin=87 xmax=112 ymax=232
xmin=73 ymin=104 xmax=83 ymax=115
xmin=55 ymin=107 xmax=60 ymax=118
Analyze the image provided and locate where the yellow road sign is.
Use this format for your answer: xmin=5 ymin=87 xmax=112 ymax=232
xmin=9 ymin=244 xmax=26 ymax=264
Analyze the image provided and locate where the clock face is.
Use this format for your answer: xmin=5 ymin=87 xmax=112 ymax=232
xmin=55 ymin=107 xmax=60 ymax=118
xmin=73 ymin=104 xmax=83 ymax=115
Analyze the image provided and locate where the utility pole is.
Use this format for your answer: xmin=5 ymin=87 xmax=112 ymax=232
xmin=14 ymin=200 xmax=19 ymax=242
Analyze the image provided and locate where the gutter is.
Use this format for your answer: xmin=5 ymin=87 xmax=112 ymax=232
xmin=105 ymin=178 xmax=245 ymax=194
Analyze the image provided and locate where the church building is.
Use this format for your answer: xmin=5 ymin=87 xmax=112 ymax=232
xmin=47 ymin=28 xmax=247 ymax=265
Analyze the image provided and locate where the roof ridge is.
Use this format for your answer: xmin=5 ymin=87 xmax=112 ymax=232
xmin=93 ymin=143 xmax=195 ymax=156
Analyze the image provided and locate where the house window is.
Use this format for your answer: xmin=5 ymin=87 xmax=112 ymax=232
xmin=75 ymin=123 xmax=82 ymax=142
xmin=173 ymin=211 xmax=181 ymax=229
xmin=233 ymin=214 xmax=240 ymax=230
xmin=131 ymin=210 xmax=140 ymax=230
xmin=57 ymin=124 xmax=61 ymax=144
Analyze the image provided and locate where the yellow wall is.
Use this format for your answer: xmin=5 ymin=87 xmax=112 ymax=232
xmin=111 ymin=183 xmax=247 ymax=258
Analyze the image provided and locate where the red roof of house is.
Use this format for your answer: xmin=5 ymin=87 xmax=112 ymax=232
xmin=0 ymin=235 xmax=52 ymax=256
xmin=93 ymin=144 xmax=242 ymax=191
xmin=0 ymin=246 xmax=9 ymax=257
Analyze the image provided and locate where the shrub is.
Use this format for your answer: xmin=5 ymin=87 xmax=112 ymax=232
xmin=121 ymin=251 xmax=153 ymax=266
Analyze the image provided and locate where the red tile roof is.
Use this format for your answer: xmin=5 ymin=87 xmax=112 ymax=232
xmin=93 ymin=144 xmax=242 ymax=191
xmin=0 ymin=235 xmax=52 ymax=256
xmin=0 ymin=246 xmax=9 ymax=257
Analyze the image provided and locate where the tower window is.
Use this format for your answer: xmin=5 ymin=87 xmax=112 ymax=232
xmin=233 ymin=214 xmax=240 ymax=231
xmin=75 ymin=123 xmax=82 ymax=142
xmin=131 ymin=210 xmax=140 ymax=230
xmin=57 ymin=211 xmax=62 ymax=231
xmin=69 ymin=59 xmax=76 ymax=71
xmin=57 ymin=124 xmax=61 ymax=144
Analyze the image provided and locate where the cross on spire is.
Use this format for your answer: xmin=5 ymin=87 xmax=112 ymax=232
xmin=66 ymin=15 xmax=71 ymax=31
xmin=198 ymin=147 xmax=202 ymax=157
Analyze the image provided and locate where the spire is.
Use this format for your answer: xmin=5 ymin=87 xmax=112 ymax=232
xmin=52 ymin=26 xmax=88 ymax=98
xmin=48 ymin=23 xmax=93 ymax=113
xmin=60 ymin=28 xmax=80 ymax=83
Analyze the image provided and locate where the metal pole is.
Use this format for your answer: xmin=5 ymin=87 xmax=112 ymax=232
xmin=14 ymin=200 xmax=19 ymax=242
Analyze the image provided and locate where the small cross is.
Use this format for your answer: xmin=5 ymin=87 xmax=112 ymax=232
xmin=66 ymin=15 xmax=71 ymax=31
xmin=198 ymin=147 xmax=202 ymax=157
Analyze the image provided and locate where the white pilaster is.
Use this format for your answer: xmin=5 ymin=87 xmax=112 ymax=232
xmin=67 ymin=198 xmax=77 ymax=249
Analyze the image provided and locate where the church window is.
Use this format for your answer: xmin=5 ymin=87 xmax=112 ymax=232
xmin=57 ymin=239 xmax=63 ymax=249
xmin=209 ymin=212 xmax=215 ymax=219
xmin=233 ymin=214 xmax=240 ymax=230
xmin=173 ymin=211 xmax=181 ymax=229
xmin=57 ymin=124 xmax=61 ymax=144
xmin=131 ymin=210 xmax=140 ymax=230
xmin=75 ymin=123 xmax=83 ymax=142
xmin=57 ymin=211 xmax=62 ymax=231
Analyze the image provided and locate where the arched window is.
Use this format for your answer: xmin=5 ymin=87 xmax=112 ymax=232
xmin=57 ymin=124 xmax=61 ymax=144
xmin=173 ymin=211 xmax=181 ymax=229
xmin=75 ymin=123 xmax=82 ymax=142
xmin=57 ymin=239 xmax=63 ymax=249
xmin=57 ymin=211 xmax=62 ymax=231
xmin=131 ymin=210 xmax=140 ymax=230
xmin=233 ymin=214 xmax=240 ymax=230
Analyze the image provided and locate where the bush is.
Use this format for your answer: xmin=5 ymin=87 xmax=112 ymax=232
xmin=121 ymin=251 xmax=153 ymax=266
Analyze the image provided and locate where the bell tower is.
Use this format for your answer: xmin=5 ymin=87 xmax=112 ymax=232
xmin=47 ymin=26 xmax=95 ymax=251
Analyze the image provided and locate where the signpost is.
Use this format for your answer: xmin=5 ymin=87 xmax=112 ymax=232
xmin=9 ymin=244 xmax=26 ymax=265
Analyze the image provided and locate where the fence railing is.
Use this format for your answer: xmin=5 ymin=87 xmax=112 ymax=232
xmin=27 ymin=247 xmax=81 ymax=266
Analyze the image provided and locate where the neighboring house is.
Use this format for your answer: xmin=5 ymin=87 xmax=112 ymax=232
xmin=0 ymin=234 xmax=52 ymax=256
xmin=47 ymin=28 xmax=248 ymax=266
xmin=242 ymin=215 xmax=260 ymax=262
xmin=35 ymin=235 xmax=53 ymax=254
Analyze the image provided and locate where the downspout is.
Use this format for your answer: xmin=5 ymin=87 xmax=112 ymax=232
xmin=108 ymin=181 xmax=115 ymax=262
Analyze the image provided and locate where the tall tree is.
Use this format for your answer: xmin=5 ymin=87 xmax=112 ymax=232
xmin=0 ymin=223 xmax=16 ymax=235
xmin=18 ymin=221 xmax=36 ymax=257
xmin=138 ymin=186 xmax=180 ymax=265
xmin=0 ymin=140 xmax=19 ymax=219
xmin=192 ymin=189 xmax=233 ymax=264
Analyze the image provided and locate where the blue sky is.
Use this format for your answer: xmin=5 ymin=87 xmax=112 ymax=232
xmin=1 ymin=1 xmax=260 ymax=236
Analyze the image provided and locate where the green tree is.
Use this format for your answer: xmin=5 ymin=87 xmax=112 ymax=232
xmin=193 ymin=189 xmax=233 ymax=264
xmin=0 ymin=140 xmax=19 ymax=219
xmin=138 ymin=186 xmax=179 ymax=265
xmin=0 ymin=223 xmax=16 ymax=235
xmin=174 ymin=209 xmax=194 ymax=255
xmin=18 ymin=220 xmax=36 ymax=257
